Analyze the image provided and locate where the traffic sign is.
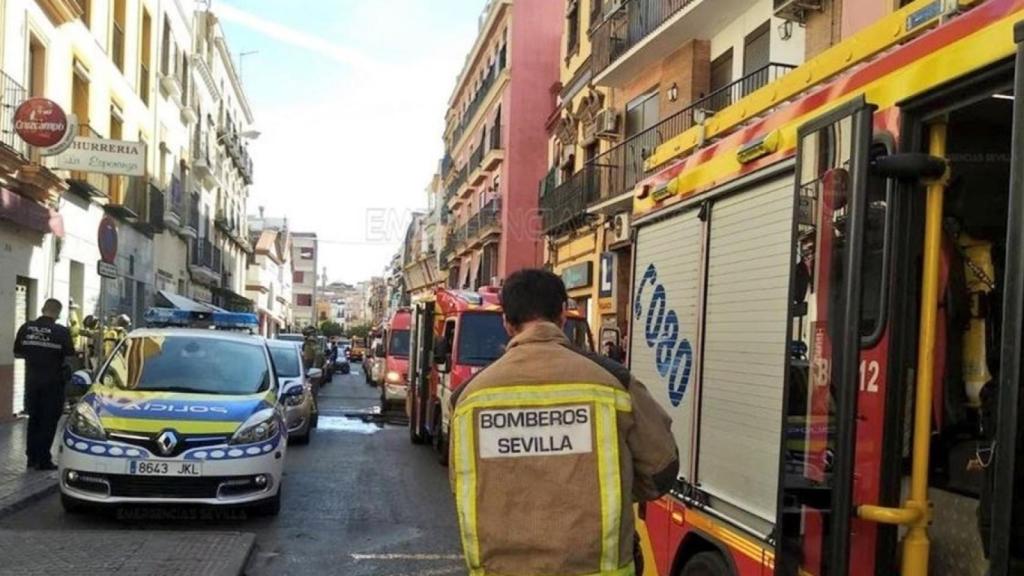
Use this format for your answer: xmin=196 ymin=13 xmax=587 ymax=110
xmin=97 ymin=216 xmax=118 ymax=264
xmin=97 ymin=260 xmax=118 ymax=279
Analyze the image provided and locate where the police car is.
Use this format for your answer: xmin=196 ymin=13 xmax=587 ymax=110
xmin=59 ymin=306 xmax=295 ymax=516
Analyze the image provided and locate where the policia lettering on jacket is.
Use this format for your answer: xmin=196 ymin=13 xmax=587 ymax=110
xmin=478 ymin=406 xmax=592 ymax=458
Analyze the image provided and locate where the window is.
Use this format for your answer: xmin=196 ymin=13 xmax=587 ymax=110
xmin=709 ymin=49 xmax=734 ymax=111
xmin=387 ymin=329 xmax=410 ymax=358
xmin=566 ymin=0 xmax=580 ymax=58
xmin=457 ymin=313 xmax=508 ymax=365
xmin=625 ymin=89 xmax=659 ymax=137
xmin=300 ymin=247 xmax=314 ymax=260
xmin=112 ymin=0 xmax=126 ymax=72
xmin=296 ymin=294 xmax=313 ymax=307
xmin=81 ymin=0 xmax=91 ymax=28
xmin=269 ymin=345 xmax=301 ymax=378
xmin=71 ymin=61 xmax=90 ymax=129
xmin=140 ymin=9 xmax=152 ymax=104
xmin=28 ymin=36 xmax=46 ymax=98
xmin=161 ymin=16 xmax=172 ymax=76
xmin=742 ymin=22 xmax=772 ymax=95
xmin=590 ymin=0 xmax=602 ymax=27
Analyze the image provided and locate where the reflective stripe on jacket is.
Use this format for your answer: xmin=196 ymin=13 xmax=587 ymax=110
xmin=450 ymin=322 xmax=678 ymax=576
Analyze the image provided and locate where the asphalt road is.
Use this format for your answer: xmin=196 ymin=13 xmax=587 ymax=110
xmin=0 ymin=366 xmax=464 ymax=576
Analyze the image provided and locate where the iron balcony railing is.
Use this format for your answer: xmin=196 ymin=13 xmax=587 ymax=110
xmin=487 ymin=123 xmax=502 ymax=152
xmin=449 ymin=165 xmax=468 ymax=199
xmin=470 ymin=145 xmax=484 ymax=172
xmin=591 ymin=0 xmax=699 ymax=78
xmin=539 ymin=62 xmax=796 ymax=233
xmin=191 ymin=237 xmax=215 ymax=270
xmin=168 ymin=174 xmax=184 ymax=219
xmin=0 ymin=70 xmax=27 ymax=157
xmin=441 ymin=153 xmax=454 ymax=178
xmin=448 ymin=199 xmax=502 ymax=251
xmin=450 ymin=49 xmax=507 ymax=147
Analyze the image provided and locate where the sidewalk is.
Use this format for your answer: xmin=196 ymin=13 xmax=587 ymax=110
xmin=0 ymin=530 xmax=255 ymax=575
xmin=0 ymin=418 xmax=59 ymax=519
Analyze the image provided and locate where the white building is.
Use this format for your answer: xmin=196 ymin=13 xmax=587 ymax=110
xmin=246 ymin=216 xmax=292 ymax=337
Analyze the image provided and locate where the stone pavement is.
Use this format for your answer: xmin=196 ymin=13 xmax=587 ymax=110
xmin=0 ymin=418 xmax=59 ymax=519
xmin=0 ymin=530 xmax=256 ymax=575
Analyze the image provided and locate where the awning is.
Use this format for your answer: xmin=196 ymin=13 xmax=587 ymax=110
xmin=0 ymin=188 xmax=63 ymax=236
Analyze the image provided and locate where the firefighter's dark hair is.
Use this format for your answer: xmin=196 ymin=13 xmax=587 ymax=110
xmin=500 ymin=269 xmax=568 ymax=327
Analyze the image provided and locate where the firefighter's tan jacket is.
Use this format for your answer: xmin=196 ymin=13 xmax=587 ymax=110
xmin=449 ymin=321 xmax=678 ymax=576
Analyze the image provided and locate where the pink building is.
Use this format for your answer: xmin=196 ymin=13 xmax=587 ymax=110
xmin=440 ymin=0 xmax=563 ymax=288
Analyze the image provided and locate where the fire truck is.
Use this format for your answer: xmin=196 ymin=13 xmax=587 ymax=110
xmin=626 ymin=1 xmax=1024 ymax=575
xmin=406 ymin=287 xmax=593 ymax=464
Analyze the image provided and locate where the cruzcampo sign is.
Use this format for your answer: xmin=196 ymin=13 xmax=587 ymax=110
xmin=51 ymin=137 xmax=146 ymax=177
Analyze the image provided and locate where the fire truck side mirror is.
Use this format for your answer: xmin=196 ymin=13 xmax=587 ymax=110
xmin=433 ymin=340 xmax=451 ymax=373
xmin=871 ymin=152 xmax=947 ymax=182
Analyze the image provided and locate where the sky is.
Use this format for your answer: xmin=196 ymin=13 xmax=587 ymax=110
xmin=214 ymin=0 xmax=486 ymax=285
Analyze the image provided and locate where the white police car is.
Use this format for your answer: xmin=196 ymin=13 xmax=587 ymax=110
xmin=59 ymin=307 xmax=299 ymax=516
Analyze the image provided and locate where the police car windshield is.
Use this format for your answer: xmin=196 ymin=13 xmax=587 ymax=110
xmin=100 ymin=335 xmax=272 ymax=395
xmin=458 ymin=313 xmax=508 ymax=366
xmin=268 ymin=344 xmax=302 ymax=378
xmin=276 ymin=334 xmax=304 ymax=343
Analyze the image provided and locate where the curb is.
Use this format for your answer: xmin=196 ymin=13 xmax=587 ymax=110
xmin=0 ymin=475 xmax=59 ymax=520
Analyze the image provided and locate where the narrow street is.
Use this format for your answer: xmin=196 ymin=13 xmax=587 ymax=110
xmin=0 ymin=367 xmax=463 ymax=576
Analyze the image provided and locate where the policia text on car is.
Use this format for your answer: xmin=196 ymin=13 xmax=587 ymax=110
xmin=449 ymin=269 xmax=679 ymax=576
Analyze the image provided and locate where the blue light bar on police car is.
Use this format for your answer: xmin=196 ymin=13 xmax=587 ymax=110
xmin=144 ymin=307 xmax=258 ymax=330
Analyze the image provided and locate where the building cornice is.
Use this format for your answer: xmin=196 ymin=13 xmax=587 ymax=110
xmin=35 ymin=0 xmax=83 ymax=26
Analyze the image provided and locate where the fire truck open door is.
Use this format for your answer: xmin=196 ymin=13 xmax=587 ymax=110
xmin=988 ymin=21 xmax=1024 ymax=576
xmin=775 ymin=98 xmax=875 ymax=576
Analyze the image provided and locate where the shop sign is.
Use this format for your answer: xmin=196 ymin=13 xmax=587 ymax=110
xmin=599 ymin=252 xmax=615 ymax=298
xmin=51 ymin=137 xmax=146 ymax=176
xmin=561 ymin=262 xmax=592 ymax=291
xmin=14 ymin=98 xmax=70 ymax=149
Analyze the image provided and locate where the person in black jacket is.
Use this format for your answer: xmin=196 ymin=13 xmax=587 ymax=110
xmin=13 ymin=298 xmax=74 ymax=471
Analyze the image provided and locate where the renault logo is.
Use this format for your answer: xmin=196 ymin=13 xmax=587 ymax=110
xmin=155 ymin=430 xmax=179 ymax=456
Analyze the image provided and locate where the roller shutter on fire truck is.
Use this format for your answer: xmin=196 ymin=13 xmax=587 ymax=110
xmin=631 ymin=170 xmax=794 ymax=526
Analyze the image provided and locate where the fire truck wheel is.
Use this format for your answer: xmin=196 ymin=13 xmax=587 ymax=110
xmin=432 ymin=409 xmax=449 ymax=467
xmin=679 ymin=551 xmax=731 ymax=576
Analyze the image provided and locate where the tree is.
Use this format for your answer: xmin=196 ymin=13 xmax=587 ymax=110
xmin=346 ymin=323 xmax=372 ymax=339
xmin=319 ymin=321 xmax=344 ymax=338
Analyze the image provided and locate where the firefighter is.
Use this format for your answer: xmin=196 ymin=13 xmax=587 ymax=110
xmin=449 ymin=269 xmax=678 ymax=575
xmin=103 ymin=314 xmax=131 ymax=358
xmin=301 ymin=326 xmax=319 ymax=371
xmin=13 ymin=298 xmax=74 ymax=470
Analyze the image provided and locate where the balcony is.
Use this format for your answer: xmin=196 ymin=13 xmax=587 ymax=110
xmin=164 ymin=173 xmax=184 ymax=229
xmin=449 ymin=47 xmax=507 ymax=150
xmin=446 ymin=165 xmax=469 ymax=206
xmin=190 ymin=237 xmax=220 ymax=286
xmin=481 ymin=125 xmax=504 ymax=172
xmin=469 ymin=146 xmax=486 ymax=186
xmin=0 ymin=70 xmax=28 ymax=159
xmin=181 ymin=195 xmax=200 ymax=239
xmin=160 ymin=72 xmax=183 ymax=105
xmin=450 ymin=199 xmax=501 ymax=255
xmin=539 ymin=63 xmax=795 ymax=232
xmin=591 ymin=0 xmax=751 ymax=87
xmin=441 ymin=153 xmax=454 ymax=180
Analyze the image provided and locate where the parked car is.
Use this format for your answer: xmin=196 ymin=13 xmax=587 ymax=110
xmin=365 ymin=337 xmax=384 ymax=386
xmin=60 ymin=307 xmax=286 ymax=516
xmin=275 ymin=333 xmax=328 ymax=386
xmin=268 ymin=340 xmax=319 ymax=444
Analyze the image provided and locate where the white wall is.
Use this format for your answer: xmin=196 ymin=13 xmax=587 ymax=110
xmin=708 ymin=0 xmax=805 ymax=80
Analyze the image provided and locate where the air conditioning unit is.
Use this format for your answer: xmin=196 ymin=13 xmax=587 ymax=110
xmin=774 ymin=0 xmax=822 ymax=23
xmin=596 ymin=109 xmax=619 ymax=139
xmin=608 ymin=212 xmax=631 ymax=245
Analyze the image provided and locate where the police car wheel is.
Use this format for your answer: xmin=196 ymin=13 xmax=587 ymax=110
xmin=293 ymin=426 xmax=311 ymax=445
xmin=253 ymin=489 xmax=281 ymax=517
xmin=679 ymin=551 xmax=731 ymax=576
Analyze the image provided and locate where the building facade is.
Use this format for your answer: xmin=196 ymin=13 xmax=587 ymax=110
xmin=246 ymin=215 xmax=292 ymax=337
xmin=290 ymin=232 xmax=317 ymax=329
xmin=438 ymin=0 xmax=563 ymax=290
xmin=0 ymin=0 xmax=256 ymax=421
xmin=540 ymin=0 xmax=805 ymax=346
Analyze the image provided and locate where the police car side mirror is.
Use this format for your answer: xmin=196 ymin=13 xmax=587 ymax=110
xmin=71 ymin=370 xmax=92 ymax=390
xmin=306 ymin=368 xmax=323 ymax=381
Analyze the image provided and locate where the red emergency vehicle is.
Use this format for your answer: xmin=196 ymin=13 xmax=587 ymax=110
xmin=406 ymin=287 xmax=593 ymax=463
xmin=380 ymin=309 xmax=411 ymax=409
xmin=624 ymin=2 xmax=1024 ymax=575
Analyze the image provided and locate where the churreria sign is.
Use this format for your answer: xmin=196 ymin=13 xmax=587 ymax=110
xmin=633 ymin=263 xmax=693 ymax=407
